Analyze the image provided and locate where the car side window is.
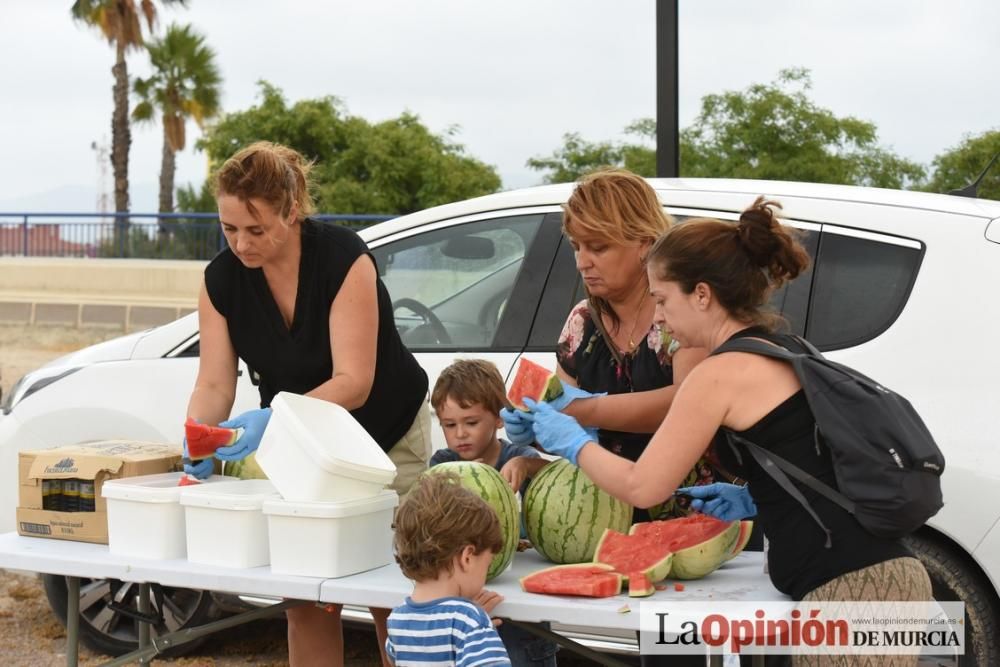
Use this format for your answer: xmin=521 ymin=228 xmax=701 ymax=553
xmin=806 ymin=229 xmax=923 ymax=350
xmin=371 ymin=215 xmax=544 ymax=350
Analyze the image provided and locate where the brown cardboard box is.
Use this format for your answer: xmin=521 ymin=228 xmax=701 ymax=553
xmin=17 ymin=440 xmax=182 ymax=543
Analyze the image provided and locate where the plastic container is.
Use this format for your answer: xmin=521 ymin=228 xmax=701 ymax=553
xmin=180 ymin=479 xmax=280 ymax=568
xmin=262 ymin=489 xmax=398 ymax=578
xmin=255 ymin=392 xmax=397 ymax=502
xmin=102 ymin=472 xmax=230 ymax=559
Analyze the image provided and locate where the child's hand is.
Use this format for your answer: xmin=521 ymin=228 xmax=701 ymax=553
xmin=473 ymin=589 xmax=505 ymax=626
xmin=499 ymin=457 xmax=529 ymax=492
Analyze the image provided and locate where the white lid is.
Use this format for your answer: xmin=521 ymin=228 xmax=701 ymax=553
xmin=179 ymin=479 xmax=279 ymax=511
xmin=261 ymin=392 xmax=397 ymax=485
xmin=262 ymin=489 xmax=399 ymax=518
xmin=101 ymin=472 xmax=232 ymax=503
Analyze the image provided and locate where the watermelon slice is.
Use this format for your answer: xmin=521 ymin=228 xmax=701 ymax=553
xmin=184 ymin=418 xmax=239 ymax=460
xmin=629 ymin=514 xmax=740 ymax=580
xmin=520 ymin=563 xmax=623 ymax=598
xmin=177 ymin=474 xmax=203 ymax=487
xmin=628 ymin=572 xmax=654 ymax=598
xmin=594 ymin=529 xmax=674 ymax=583
xmin=508 ymin=358 xmax=564 ymax=410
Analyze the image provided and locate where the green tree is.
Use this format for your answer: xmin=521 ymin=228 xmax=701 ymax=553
xmin=72 ymin=0 xmax=188 ymax=216
xmin=191 ymin=82 xmax=501 ymax=215
xmin=923 ymin=129 xmax=1000 ymax=201
xmin=132 ymin=23 xmax=222 ymax=213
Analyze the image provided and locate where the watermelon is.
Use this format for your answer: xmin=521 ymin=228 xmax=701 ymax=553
xmin=594 ymin=529 xmax=674 ymax=583
xmin=725 ymin=520 xmax=754 ymax=561
xmin=177 ymin=474 xmax=202 ymax=487
xmin=628 ymin=572 xmax=655 ymax=598
xmin=427 ymin=462 xmax=520 ymax=581
xmin=629 ymin=515 xmax=740 ymax=580
xmin=523 ymin=459 xmax=632 ymax=564
xmin=520 ymin=563 xmax=622 ymax=598
xmin=184 ymin=418 xmax=239 ymax=460
xmin=508 ymin=358 xmax=564 ymax=410
xmin=225 ymin=452 xmax=267 ymax=480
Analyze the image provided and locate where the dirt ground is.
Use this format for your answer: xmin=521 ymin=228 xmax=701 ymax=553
xmin=0 ymin=324 xmax=612 ymax=666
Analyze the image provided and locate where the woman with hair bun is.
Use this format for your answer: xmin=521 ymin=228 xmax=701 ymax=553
xmin=184 ymin=141 xmax=431 ymax=666
xmin=524 ymin=197 xmax=931 ymax=665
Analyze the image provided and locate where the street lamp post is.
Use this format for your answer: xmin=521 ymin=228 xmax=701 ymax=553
xmin=656 ymin=0 xmax=679 ymax=178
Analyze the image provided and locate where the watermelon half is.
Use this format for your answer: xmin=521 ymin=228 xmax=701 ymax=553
xmin=629 ymin=514 xmax=740 ymax=580
xmin=184 ymin=418 xmax=239 ymax=460
xmin=508 ymin=358 xmax=564 ymax=410
xmin=520 ymin=563 xmax=622 ymax=598
xmin=593 ymin=529 xmax=674 ymax=583
xmin=725 ymin=520 xmax=754 ymax=561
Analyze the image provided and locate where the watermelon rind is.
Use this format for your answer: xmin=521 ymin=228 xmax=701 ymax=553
xmin=725 ymin=520 xmax=754 ymax=561
xmin=594 ymin=529 xmax=674 ymax=583
xmin=225 ymin=452 xmax=267 ymax=480
xmin=523 ymin=459 xmax=632 ymax=564
xmin=427 ymin=462 xmax=520 ymax=581
xmin=628 ymin=572 xmax=655 ymax=598
xmin=520 ymin=562 xmax=623 ymax=597
xmin=538 ymin=374 xmax=564 ymax=404
xmin=669 ymin=520 xmax=740 ymax=580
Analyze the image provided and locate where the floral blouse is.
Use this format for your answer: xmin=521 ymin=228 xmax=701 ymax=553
xmin=556 ymin=299 xmax=715 ymax=521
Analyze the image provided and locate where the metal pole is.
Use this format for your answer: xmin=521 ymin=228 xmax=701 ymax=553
xmin=22 ymin=215 xmax=28 ymax=256
xmin=137 ymin=583 xmax=151 ymax=666
xmin=656 ymin=0 xmax=680 ymax=178
xmin=66 ymin=576 xmax=80 ymax=667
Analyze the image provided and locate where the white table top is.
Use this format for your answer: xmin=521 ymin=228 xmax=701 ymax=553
xmin=320 ymin=548 xmax=788 ymax=631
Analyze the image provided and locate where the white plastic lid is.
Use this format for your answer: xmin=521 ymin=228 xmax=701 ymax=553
xmin=179 ymin=479 xmax=279 ymax=511
xmin=101 ymin=472 xmax=231 ymax=503
xmin=261 ymin=392 xmax=397 ymax=485
xmin=262 ymin=489 xmax=399 ymax=519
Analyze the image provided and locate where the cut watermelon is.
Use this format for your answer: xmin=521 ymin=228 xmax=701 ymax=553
xmin=184 ymin=418 xmax=239 ymax=460
xmin=177 ymin=474 xmax=203 ymax=487
xmin=628 ymin=572 xmax=654 ymax=598
xmin=508 ymin=358 xmax=563 ymax=410
xmin=594 ymin=529 xmax=673 ymax=583
xmin=725 ymin=520 xmax=754 ymax=561
xmin=629 ymin=515 xmax=739 ymax=580
xmin=520 ymin=563 xmax=623 ymax=598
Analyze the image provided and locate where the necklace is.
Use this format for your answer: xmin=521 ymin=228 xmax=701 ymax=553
xmin=627 ymin=301 xmax=644 ymax=349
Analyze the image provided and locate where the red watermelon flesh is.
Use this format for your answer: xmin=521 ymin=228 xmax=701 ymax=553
xmin=177 ymin=474 xmax=203 ymax=487
xmin=508 ymin=358 xmax=563 ymax=410
xmin=629 ymin=514 xmax=733 ymax=550
xmin=594 ymin=529 xmax=673 ymax=583
xmin=628 ymin=572 xmax=654 ymax=598
xmin=184 ymin=418 xmax=239 ymax=460
xmin=725 ymin=520 xmax=754 ymax=560
xmin=520 ymin=563 xmax=622 ymax=598
xmin=628 ymin=514 xmax=740 ymax=580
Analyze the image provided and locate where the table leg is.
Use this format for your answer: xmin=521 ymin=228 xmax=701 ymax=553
xmin=709 ymin=655 xmax=723 ymax=667
xmin=66 ymin=576 xmax=79 ymax=667
xmin=137 ymin=583 xmax=151 ymax=667
xmin=503 ymin=620 xmax=635 ymax=667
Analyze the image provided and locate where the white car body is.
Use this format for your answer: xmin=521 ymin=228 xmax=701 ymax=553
xmin=3 ymin=178 xmax=1000 ymax=658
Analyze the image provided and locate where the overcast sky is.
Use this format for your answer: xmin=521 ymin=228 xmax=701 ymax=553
xmin=1 ymin=0 xmax=997 ymax=212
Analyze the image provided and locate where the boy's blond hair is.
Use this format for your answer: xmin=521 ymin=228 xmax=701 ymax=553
xmin=393 ymin=472 xmax=503 ymax=582
xmin=431 ymin=359 xmax=511 ymax=416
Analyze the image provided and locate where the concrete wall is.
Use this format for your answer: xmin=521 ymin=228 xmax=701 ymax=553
xmin=0 ymin=257 xmax=205 ymax=331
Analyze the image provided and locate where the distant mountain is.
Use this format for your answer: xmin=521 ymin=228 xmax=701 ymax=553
xmin=0 ymin=183 xmax=159 ymax=214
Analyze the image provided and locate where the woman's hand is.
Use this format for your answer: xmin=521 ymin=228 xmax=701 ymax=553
xmin=499 ymin=407 xmax=535 ymax=447
xmin=676 ymin=482 xmax=757 ymax=521
xmin=215 ymin=408 xmax=272 ymax=461
xmin=521 ymin=399 xmax=595 ymax=465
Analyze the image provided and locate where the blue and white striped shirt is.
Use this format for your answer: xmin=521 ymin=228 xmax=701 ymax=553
xmin=386 ymin=596 xmax=511 ymax=667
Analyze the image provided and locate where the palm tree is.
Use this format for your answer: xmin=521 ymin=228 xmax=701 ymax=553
xmin=133 ymin=23 xmax=222 ymax=213
xmin=71 ymin=0 xmax=187 ymax=219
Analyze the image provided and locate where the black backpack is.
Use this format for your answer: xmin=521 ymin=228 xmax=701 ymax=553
xmin=713 ymin=332 xmax=945 ymax=547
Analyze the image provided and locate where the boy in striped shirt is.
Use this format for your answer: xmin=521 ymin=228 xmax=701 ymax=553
xmin=387 ymin=472 xmax=511 ymax=666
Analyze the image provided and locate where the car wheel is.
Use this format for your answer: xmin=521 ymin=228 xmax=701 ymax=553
xmin=43 ymin=574 xmax=219 ymax=657
xmin=904 ymin=533 xmax=1000 ymax=666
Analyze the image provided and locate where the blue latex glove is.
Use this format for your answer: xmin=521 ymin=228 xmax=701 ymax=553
xmin=520 ymin=398 xmax=595 ymax=466
xmin=215 ymin=407 xmax=272 ymax=462
xmin=676 ymin=483 xmax=757 ymax=521
xmin=500 ymin=407 xmax=536 ymax=447
xmin=182 ymin=437 xmax=213 ymax=480
xmin=544 ymin=380 xmax=607 ymax=412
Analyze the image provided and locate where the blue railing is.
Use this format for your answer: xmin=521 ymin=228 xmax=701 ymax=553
xmin=0 ymin=212 xmax=395 ymax=260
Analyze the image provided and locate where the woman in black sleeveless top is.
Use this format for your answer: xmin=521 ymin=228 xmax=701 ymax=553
xmin=185 ymin=142 xmax=429 ymax=667
xmin=525 ymin=197 xmax=931 ymax=666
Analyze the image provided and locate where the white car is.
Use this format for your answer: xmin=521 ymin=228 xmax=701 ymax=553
xmin=3 ymin=178 xmax=1000 ymax=662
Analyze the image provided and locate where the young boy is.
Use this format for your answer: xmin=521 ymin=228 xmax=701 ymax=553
xmin=387 ymin=472 xmax=511 ymax=667
xmin=429 ymin=359 xmax=558 ymax=667
xmin=430 ymin=359 xmax=549 ymax=496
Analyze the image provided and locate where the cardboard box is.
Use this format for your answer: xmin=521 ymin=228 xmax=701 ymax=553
xmin=17 ymin=440 xmax=182 ymax=544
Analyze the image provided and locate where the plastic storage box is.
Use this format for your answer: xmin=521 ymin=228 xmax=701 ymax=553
xmin=255 ymin=392 xmax=397 ymax=502
xmin=262 ymin=489 xmax=398 ymax=578
xmin=102 ymin=472 xmax=229 ymax=559
xmin=180 ymin=479 xmax=279 ymax=568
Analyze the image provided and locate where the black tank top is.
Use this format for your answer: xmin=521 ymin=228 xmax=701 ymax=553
xmin=714 ymin=329 xmax=910 ymax=600
xmin=204 ymin=219 xmax=428 ymax=452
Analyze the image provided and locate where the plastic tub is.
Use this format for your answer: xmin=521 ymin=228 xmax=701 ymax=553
xmin=255 ymin=392 xmax=397 ymax=502
xmin=262 ymin=489 xmax=398 ymax=578
xmin=180 ymin=479 xmax=280 ymax=568
xmin=102 ymin=472 xmax=230 ymax=559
